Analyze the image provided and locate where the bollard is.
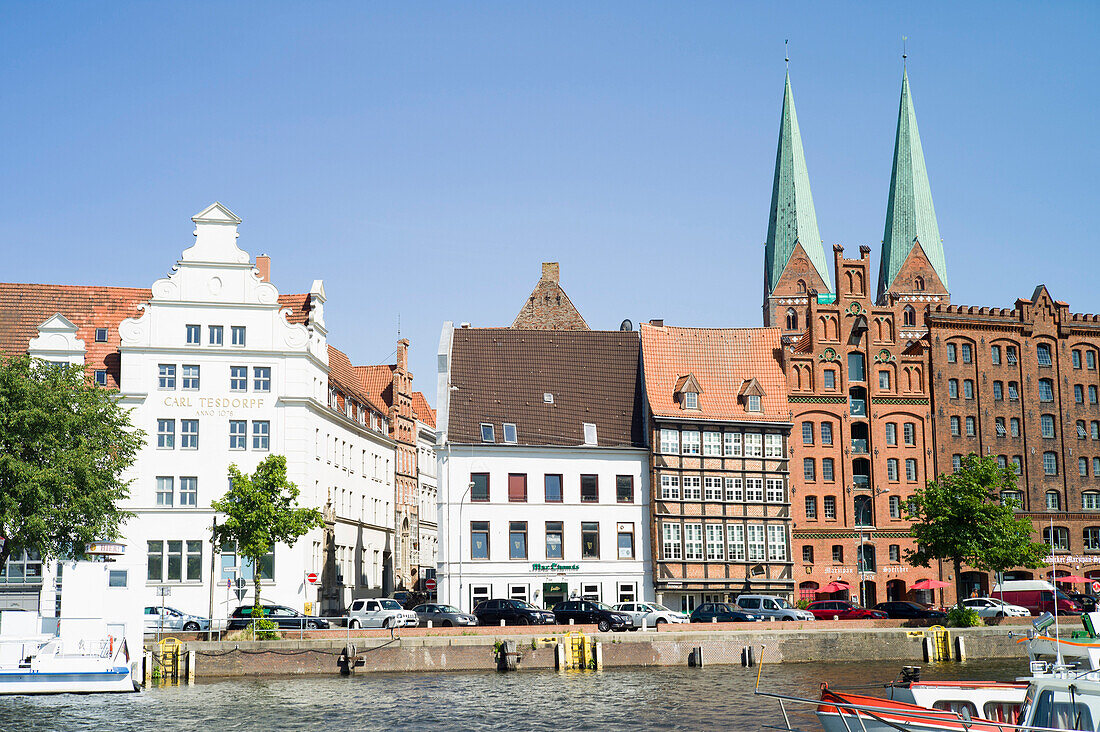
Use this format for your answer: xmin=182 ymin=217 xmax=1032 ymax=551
xmin=690 ymin=646 xmax=704 ymax=667
xmin=569 ymin=618 xmax=574 ymax=626
xmin=500 ymin=619 xmax=506 ymax=627
xmin=594 ymin=642 xmax=603 ymax=670
xmin=712 ymin=616 xmax=717 ymax=624
xmin=955 ymin=635 xmax=966 ymax=661
xmin=923 ymin=636 xmax=934 ymax=663
xmin=641 ymin=617 xmax=648 ymax=633
xmin=187 ymin=650 xmax=196 ymax=683
xmin=427 ymin=620 xmax=433 ymax=629
xmin=556 ymin=641 xmax=565 ymax=671
xmin=741 ymin=646 xmax=754 ymax=667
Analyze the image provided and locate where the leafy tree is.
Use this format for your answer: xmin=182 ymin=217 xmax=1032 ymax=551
xmin=906 ymin=453 xmax=1047 ymax=605
xmin=211 ymin=455 xmax=323 ymax=611
xmin=0 ymin=355 xmax=143 ymax=570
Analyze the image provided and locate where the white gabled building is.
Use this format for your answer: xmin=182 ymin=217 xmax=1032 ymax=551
xmin=0 ymin=203 xmax=400 ymax=617
xmin=435 ymin=323 xmax=653 ymax=612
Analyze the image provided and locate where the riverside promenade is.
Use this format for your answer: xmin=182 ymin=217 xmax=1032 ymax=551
xmin=154 ymin=618 xmax=1036 ymax=678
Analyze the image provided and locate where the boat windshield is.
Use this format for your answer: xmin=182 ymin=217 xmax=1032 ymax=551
xmin=1029 ymin=686 xmax=1094 ymax=730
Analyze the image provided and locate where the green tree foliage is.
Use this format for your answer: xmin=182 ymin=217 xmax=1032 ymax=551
xmin=211 ymin=455 xmax=323 ymax=610
xmin=906 ymin=453 xmax=1047 ymax=605
xmin=0 ymin=356 xmax=143 ymax=570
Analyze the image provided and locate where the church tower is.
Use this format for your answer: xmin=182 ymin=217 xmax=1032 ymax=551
xmin=877 ymin=68 xmax=950 ymax=307
xmin=763 ymin=72 xmax=832 ymax=337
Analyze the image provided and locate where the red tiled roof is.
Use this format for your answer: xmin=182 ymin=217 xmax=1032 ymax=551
xmin=412 ymin=391 xmax=436 ymax=428
xmin=354 ymin=364 xmax=396 ymax=411
xmin=327 ymin=345 xmax=388 ymax=415
xmin=278 ymin=293 xmax=311 ymax=325
xmin=0 ymin=283 xmax=151 ymax=388
xmin=639 ymin=323 xmax=789 ymax=423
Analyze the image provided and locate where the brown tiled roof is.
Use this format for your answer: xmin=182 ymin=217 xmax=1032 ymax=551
xmin=278 ymin=293 xmax=311 ymax=325
xmin=412 ymin=391 xmax=436 ymax=428
xmin=0 ymin=283 xmax=151 ymax=387
xmin=640 ymin=323 xmax=789 ymax=423
xmin=448 ymin=328 xmax=644 ymax=447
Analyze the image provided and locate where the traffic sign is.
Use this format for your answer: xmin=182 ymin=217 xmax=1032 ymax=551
xmin=1092 ymin=581 xmax=1099 ymax=594
xmin=424 ymin=578 xmax=437 ymax=592
xmin=235 ymin=588 xmax=247 ymax=601
xmin=306 ymin=572 xmax=319 ymax=585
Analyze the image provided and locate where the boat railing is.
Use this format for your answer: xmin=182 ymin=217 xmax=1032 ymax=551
xmin=754 ymin=687 xmax=1076 ymax=732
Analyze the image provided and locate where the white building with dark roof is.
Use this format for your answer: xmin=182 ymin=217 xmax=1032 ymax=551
xmin=435 ymin=322 xmax=653 ymax=612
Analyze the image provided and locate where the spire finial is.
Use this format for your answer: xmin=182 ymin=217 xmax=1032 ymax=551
xmin=785 ymin=39 xmax=789 ymax=70
xmin=902 ymin=35 xmax=908 ymax=66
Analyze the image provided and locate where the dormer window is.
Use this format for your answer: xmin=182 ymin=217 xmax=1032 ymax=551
xmin=674 ymin=374 xmax=702 ymax=411
xmin=738 ymin=377 xmax=767 ymax=413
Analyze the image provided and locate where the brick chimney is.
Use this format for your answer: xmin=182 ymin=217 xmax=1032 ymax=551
xmin=256 ymin=255 xmax=271 ymax=282
xmin=541 ymin=262 xmax=560 ymax=282
xmin=396 ymin=338 xmax=409 ymax=371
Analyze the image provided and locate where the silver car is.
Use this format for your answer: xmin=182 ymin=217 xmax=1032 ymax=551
xmin=613 ymin=601 xmax=690 ymax=627
xmin=735 ymin=595 xmax=815 ymax=621
xmin=144 ymin=605 xmax=209 ymax=632
xmin=413 ymin=603 xmax=478 ymax=627
xmin=961 ymin=597 xmax=1031 ymax=618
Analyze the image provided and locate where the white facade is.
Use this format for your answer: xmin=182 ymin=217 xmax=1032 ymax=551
xmin=437 ymin=445 xmax=653 ymax=612
xmin=416 ymin=419 xmax=439 ymax=584
xmin=38 ymin=203 xmax=401 ymax=618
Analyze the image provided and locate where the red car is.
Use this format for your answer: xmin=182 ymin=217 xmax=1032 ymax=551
xmin=806 ymin=600 xmax=888 ymax=620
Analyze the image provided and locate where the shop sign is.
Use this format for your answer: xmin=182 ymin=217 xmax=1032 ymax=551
xmin=531 ymin=562 xmax=579 ymax=572
xmin=1046 ymin=555 xmax=1099 ymax=565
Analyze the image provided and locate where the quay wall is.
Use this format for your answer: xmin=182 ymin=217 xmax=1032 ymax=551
xmin=173 ymin=623 xmax=1031 ymax=678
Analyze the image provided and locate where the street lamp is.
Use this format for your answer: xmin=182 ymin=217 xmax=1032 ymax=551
xmin=456 ymin=480 xmax=475 ymax=611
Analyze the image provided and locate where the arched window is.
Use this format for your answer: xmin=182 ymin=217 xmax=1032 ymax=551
xmin=786 ymin=308 xmax=798 ymax=330
xmin=796 ymin=279 xmax=807 ymax=294
xmin=853 ymin=495 xmax=873 ymax=527
xmin=903 ymin=305 xmax=916 ymax=327
xmin=914 ymin=276 xmax=925 ymax=291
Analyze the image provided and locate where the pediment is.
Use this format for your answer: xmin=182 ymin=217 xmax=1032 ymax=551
xmin=37 ymin=312 xmax=79 ymax=333
xmin=191 ymin=201 xmax=242 ymax=224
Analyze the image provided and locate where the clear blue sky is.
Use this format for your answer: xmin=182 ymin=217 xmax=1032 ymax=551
xmin=2 ymin=3 xmax=1097 ymax=406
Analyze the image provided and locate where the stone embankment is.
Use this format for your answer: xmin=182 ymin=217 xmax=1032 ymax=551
xmin=156 ymin=618 xmax=1036 ymax=678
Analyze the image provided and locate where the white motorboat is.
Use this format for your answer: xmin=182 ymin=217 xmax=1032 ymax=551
xmin=0 ymin=611 xmax=138 ymax=694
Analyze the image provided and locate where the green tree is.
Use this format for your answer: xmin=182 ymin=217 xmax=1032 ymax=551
xmin=211 ymin=455 xmax=323 ymax=611
xmin=0 ymin=355 xmax=143 ymax=570
xmin=906 ymin=453 xmax=1047 ymax=605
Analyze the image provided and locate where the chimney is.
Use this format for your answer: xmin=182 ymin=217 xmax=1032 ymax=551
xmin=541 ymin=262 xmax=560 ymax=283
xmin=397 ymin=338 xmax=409 ymax=371
xmin=649 ymin=319 xmax=664 ymax=327
xmin=256 ymin=254 xmax=271 ymax=282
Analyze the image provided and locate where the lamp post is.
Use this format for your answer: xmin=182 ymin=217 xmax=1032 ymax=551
xmin=456 ymin=479 xmax=474 ymax=611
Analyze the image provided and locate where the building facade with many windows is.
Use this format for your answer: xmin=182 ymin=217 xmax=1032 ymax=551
xmin=927 ymin=287 xmax=1100 ymax=595
xmin=640 ymin=322 xmax=793 ymax=612
xmin=435 ymin=324 xmax=652 ymax=611
xmin=0 ymin=203 xmax=400 ymax=616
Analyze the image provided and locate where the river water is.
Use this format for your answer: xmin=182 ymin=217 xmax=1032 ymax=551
xmin=3 ymin=659 xmax=1021 ymax=731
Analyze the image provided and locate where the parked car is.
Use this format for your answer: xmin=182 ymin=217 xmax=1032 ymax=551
xmin=347 ymin=598 xmax=419 ymax=628
xmin=805 ymin=600 xmax=888 ymax=620
xmin=689 ymin=603 xmax=759 ymax=623
xmin=735 ymin=595 xmax=815 ymax=621
xmin=960 ymin=596 xmax=1031 ymax=618
xmin=613 ymin=602 xmax=690 ymax=627
xmin=412 ymin=603 xmax=478 ymax=627
xmin=1068 ymin=593 xmax=1098 ymax=613
xmin=144 ymin=606 xmax=209 ymax=632
xmin=391 ymin=591 xmax=413 ymax=608
xmin=991 ymin=580 xmax=1084 ymax=616
xmin=227 ymin=605 xmax=331 ymax=630
xmin=873 ymin=601 xmax=947 ymax=620
xmin=552 ymin=601 xmax=632 ymax=632
xmin=473 ymin=599 xmax=556 ymax=626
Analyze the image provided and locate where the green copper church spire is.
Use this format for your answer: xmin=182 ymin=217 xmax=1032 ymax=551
xmin=764 ymin=72 xmax=831 ymax=299
xmin=878 ymin=69 xmax=949 ymax=299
